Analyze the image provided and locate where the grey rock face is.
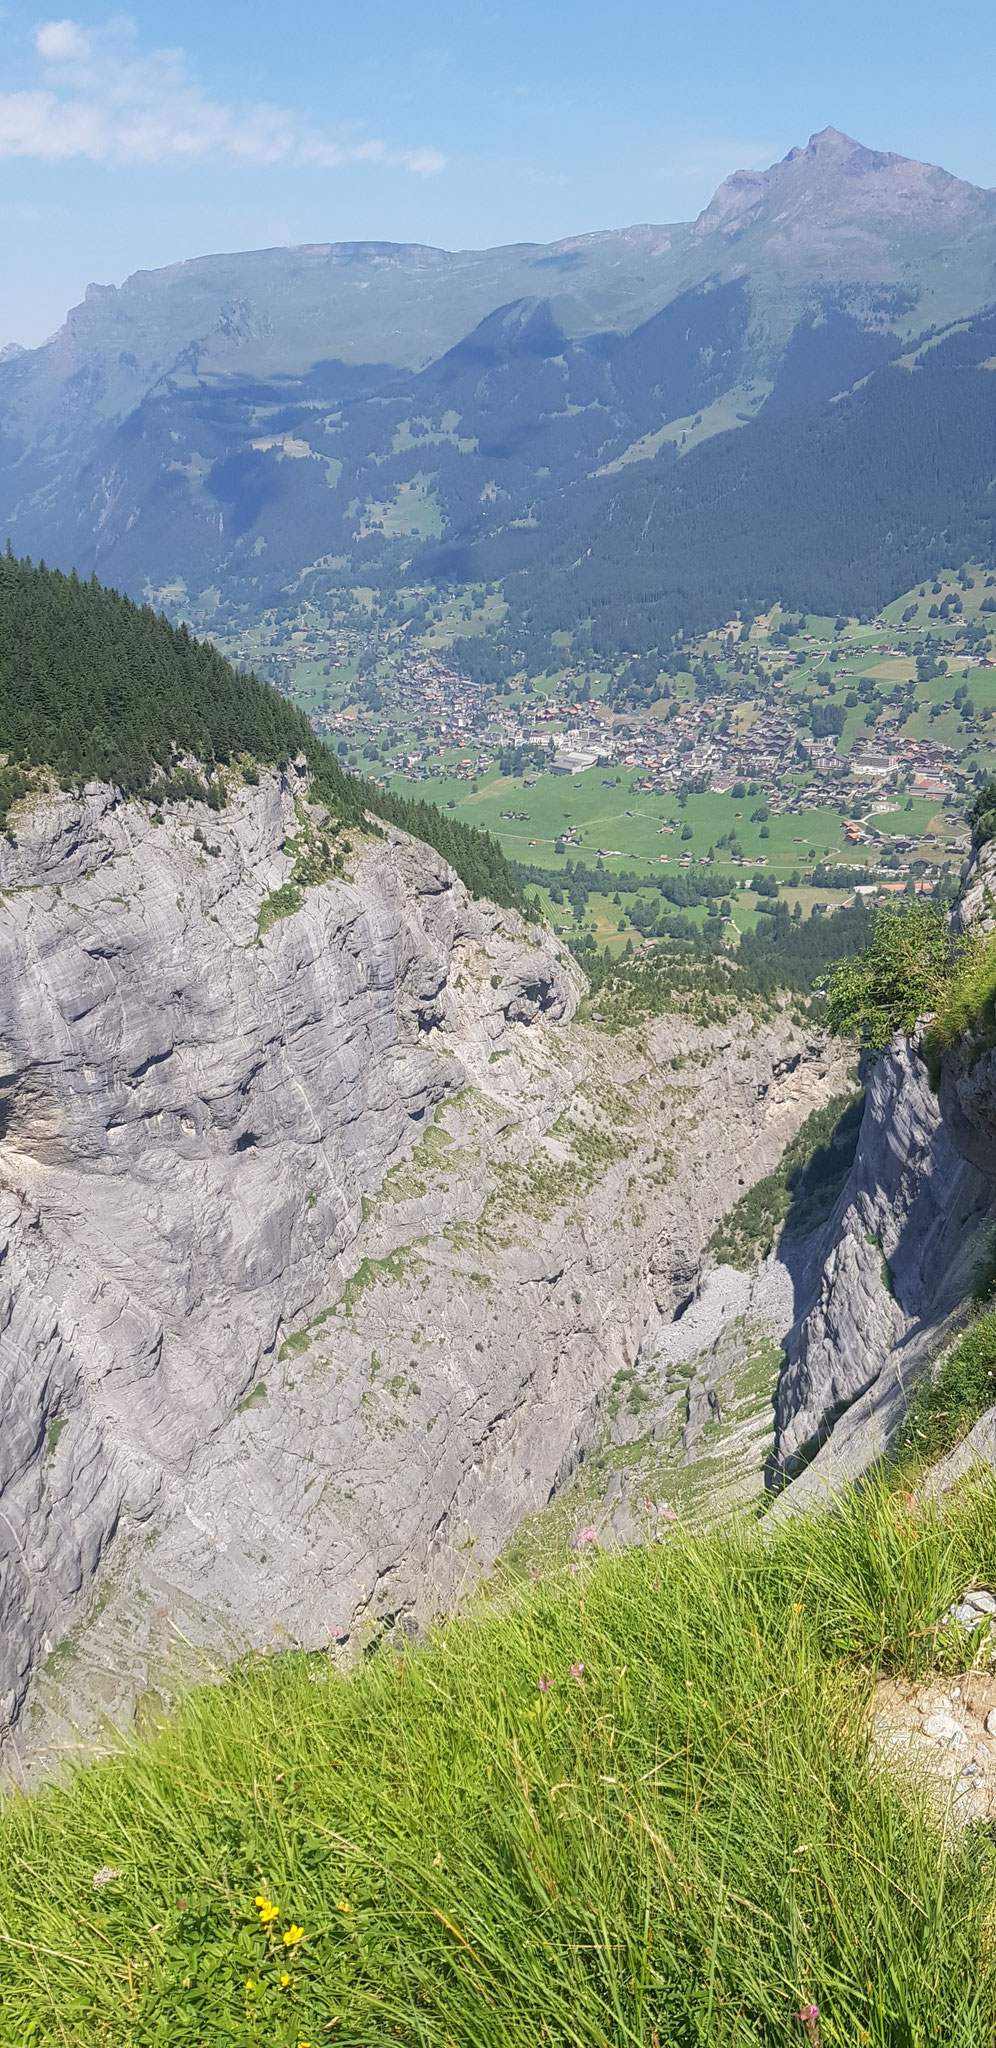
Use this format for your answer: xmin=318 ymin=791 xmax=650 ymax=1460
xmin=0 ymin=772 xmax=571 ymax=1754
xmin=0 ymin=775 xmax=844 ymax=1769
xmin=772 ymin=1035 xmax=996 ymax=1488
xmin=769 ymin=834 xmax=996 ymax=1500
xmin=942 ymin=840 xmax=996 ymax=1176
xmin=951 ymin=837 xmax=996 ymax=939
xmin=924 ymin=1407 xmax=996 ymax=1498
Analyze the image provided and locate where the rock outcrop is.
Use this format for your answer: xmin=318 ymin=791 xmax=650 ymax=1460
xmin=773 ymin=1039 xmax=994 ymax=1477
xmin=770 ymin=839 xmax=996 ymax=1502
xmin=0 ymin=774 xmax=845 ymax=1770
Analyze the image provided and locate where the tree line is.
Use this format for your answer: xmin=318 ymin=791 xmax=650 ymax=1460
xmin=0 ymin=554 xmax=522 ymax=908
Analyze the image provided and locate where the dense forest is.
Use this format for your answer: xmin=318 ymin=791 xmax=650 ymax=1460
xmin=565 ymin=896 xmax=877 ymax=1032
xmin=433 ymin=310 xmax=996 ymax=668
xmin=0 ymin=555 xmax=522 ymax=907
xmin=510 ymin=856 xmax=877 ymax=989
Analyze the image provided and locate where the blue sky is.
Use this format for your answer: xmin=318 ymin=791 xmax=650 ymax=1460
xmin=2 ymin=0 xmax=996 ymax=347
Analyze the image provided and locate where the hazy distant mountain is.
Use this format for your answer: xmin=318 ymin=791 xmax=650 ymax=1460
xmin=3 ymin=128 xmax=996 ymax=651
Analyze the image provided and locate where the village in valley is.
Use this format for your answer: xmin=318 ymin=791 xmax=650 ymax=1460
xmin=215 ymin=562 xmax=996 ymax=950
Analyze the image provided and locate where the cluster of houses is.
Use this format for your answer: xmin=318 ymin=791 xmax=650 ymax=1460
xmin=849 ymin=734 xmax=953 ymax=794
xmin=297 ymin=625 xmax=966 ymax=840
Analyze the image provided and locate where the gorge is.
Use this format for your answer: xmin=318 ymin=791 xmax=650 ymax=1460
xmin=6 ymin=744 xmax=996 ymax=1778
xmin=0 ymin=758 xmax=849 ymax=1769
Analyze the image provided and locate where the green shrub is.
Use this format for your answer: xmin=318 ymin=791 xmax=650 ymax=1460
xmin=969 ymin=780 xmax=996 ymax=850
xmin=822 ymin=899 xmax=951 ymax=1051
xmin=924 ymin=928 xmax=996 ymax=1078
xmin=0 ymin=763 xmax=32 ymax=833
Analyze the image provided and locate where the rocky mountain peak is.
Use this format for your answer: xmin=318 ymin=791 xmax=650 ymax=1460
xmin=696 ymin=127 xmax=991 ymax=240
xmin=787 ymin=126 xmax=867 ymax=163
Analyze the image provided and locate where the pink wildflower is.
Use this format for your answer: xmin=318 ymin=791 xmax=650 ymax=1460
xmin=797 ymin=2006 xmax=820 ymax=2047
xmin=537 ymin=1674 xmax=553 ymax=1694
xmin=574 ymin=1524 xmax=598 ymax=1548
xmin=570 ymin=1662 xmax=585 ymax=1686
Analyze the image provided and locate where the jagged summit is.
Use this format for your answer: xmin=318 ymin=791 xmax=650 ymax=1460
xmin=697 ymin=125 xmax=991 ymax=238
xmin=785 ymin=126 xmax=873 ymax=163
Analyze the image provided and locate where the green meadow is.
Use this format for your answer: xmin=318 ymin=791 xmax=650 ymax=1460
xmin=3 ymin=1473 xmax=996 ymax=2045
xmin=388 ymin=766 xmax=945 ymax=881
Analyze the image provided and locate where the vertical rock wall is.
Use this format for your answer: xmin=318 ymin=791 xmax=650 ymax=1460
xmin=0 ymin=775 xmax=845 ymax=1769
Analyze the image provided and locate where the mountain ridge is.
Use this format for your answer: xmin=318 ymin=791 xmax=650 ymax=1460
xmin=3 ymin=126 xmax=996 ymax=661
xmin=6 ymin=128 xmax=991 ymax=393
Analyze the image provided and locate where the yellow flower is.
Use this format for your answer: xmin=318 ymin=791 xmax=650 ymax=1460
xmin=255 ymin=1896 xmax=279 ymax=1924
xmin=280 ymin=1971 xmax=291 ymax=1987
xmin=245 ymin=1979 xmax=255 ymax=1992
xmin=336 ymin=1898 xmax=351 ymax=1914
xmin=283 ymin=1923 xmax=305 ymax=1947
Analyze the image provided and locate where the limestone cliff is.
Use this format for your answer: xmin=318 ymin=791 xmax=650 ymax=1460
xmin=769 ymin=839 xmax=996 ymax=1504
xmin=0 ymin=773 xmax=844 ymax=1769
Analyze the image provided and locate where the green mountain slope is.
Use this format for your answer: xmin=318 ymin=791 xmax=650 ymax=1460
xmin=2 ymin=129 xmax=996 ymax=660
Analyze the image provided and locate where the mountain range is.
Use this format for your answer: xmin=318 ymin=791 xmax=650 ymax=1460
xmin=3 ymin=127 xmax=996 ymax=658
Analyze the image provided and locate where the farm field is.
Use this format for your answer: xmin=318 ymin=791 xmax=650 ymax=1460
xmin=388 ymin=765 xmax=947 ymax=878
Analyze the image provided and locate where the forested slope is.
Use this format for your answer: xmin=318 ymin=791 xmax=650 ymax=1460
xmin=0 ymin=556 xmax=522 ymax=905
xmin=441 ymin=310 xmax=996 ymax=664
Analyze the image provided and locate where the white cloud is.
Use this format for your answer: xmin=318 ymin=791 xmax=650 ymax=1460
xmin=400 ymin=146 xmax=447 ymax=178
xmin=35 ymin=17 xmax=89 ymax=60
xmin=0 ymin=17 xmax=446 ymax=174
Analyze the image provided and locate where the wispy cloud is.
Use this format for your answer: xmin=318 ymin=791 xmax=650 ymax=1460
xmin=0 ymin=17 xmax=446 ymax=174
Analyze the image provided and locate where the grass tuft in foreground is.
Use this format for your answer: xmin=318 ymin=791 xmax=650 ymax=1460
xmin=4 ymin=1476 xmax=996 ymax=2043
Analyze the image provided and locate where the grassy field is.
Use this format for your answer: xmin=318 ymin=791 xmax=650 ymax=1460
xmin=390 ymin=766 xmax=945 ymax=882
xmin=358 ymin=476 xmax=443 ymax=541
xmin=3 ymin=1473 xmax=996 ymax=2045
xmin=423 ymin=586 xmax=506 ymax=649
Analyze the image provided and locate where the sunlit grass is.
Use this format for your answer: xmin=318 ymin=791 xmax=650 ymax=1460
xmin=3 ymin=1475 xmax=996 ymax=2043
xmin=927 ymin=928 xmax=996 ymax=1067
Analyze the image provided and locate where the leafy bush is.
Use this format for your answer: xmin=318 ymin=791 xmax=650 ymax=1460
xmin=822 ymin=899 xmax=951 ymax=1050
xmin=923 ymin=928 xmax=996 ymax=1079
xmin=0 ymin=763 xmax=31 ymax=833
xmin=969 ymin=780 xmax=996 ymax=849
